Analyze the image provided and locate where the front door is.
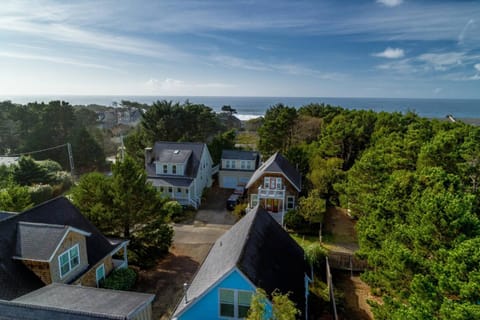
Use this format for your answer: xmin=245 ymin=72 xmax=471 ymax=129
xmin=266 ymin=199 xmax=279 ymax=212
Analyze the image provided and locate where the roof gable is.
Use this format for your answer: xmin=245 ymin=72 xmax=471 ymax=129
xmin=173 ymin=206 xmax=307 ymax=316
xmin=14 ymin=222 xmax=90 ymax=262
xmin=146 ymin=141 xmax=208 ymax=178
xmin=0 ymin=197 xmax=119 ymax=300
xmin=246 ymin=152 xmax=301 ymax=191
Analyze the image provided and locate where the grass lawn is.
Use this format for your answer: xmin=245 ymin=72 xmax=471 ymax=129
xmin=235 ymin=132 xmax=258 ymax=147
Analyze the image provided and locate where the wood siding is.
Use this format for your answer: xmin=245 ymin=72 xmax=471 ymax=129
xmin=73 ymin=255 xmax=114 ymax=287
xmin=50 ymin=231 xmax=88 ymax=284
xmin=21 ymin=260 xmax=52 ymax=284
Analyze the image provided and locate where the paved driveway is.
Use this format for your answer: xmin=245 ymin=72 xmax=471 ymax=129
xmin=136 ymin=184 xmax=237 ymax=320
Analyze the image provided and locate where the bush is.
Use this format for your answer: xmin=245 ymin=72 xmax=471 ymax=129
xmin=164 ymin=200 xmax=183 ymax=222
xmin=29 ymin=184 xmax=54 ymax=205
xmin=284 ymin=209 xmax=309 ymax=232
xmin=304 ymin=243 xmax=327 ymax=270
xmin=233 ymin=203 xmax=247 ymax=219
xmin=102 ymin=267 xmax=137 ymax=291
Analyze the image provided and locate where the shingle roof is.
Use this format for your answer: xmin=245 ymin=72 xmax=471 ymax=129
xmin=14 ymin=222 xmax=90 ymax=262
xmin=0 ymin=212 xmax=15 ymax=221
xmin=157 ymin=149 xmax=192 ymax=164
xmin=145 ymin=142 xmax=207 ymax=178
xmin=221 ymin=150 xmax=259 ymax=161
xmin=245 ymin=152 xmax=301 ymax=191
xmin=0 ymin=197 xmax=121 ymax=300
xmin=9 ymin=283 xmax=154 ymax=320
xmin=147 ymin=177 xmax=194 ymax=188
xmin=173 ymin=205 xmax=308 ymax=317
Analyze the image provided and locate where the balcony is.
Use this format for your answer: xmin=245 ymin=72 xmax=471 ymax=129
xmin=257 ymin=186 xmax=285 ymax=199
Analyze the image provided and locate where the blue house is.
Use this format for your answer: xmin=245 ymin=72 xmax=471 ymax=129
xmin=172 ymin=206 xmax=311 ymax=320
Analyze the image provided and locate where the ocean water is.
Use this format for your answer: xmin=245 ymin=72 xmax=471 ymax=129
xmin=1 ymin=95 xmax=480 ymax=119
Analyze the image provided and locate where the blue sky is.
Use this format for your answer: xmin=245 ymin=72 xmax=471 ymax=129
xmin=0 ymin=0 xmax=479 ymax=98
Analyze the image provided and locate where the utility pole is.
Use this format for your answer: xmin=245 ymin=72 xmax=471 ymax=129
xmin=67 ymin=142 xmax=75 ymax=177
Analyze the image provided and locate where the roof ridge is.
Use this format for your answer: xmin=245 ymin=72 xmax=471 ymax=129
xmin=17 ymin=221 xmax=68 ymax=229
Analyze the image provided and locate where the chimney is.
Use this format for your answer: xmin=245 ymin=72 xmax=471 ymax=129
xmin=145 ymin=147 xmax=153 ymax=168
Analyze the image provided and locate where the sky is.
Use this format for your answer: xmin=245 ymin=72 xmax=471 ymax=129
xmin=0 ymin=0 xmax=479 ymax=98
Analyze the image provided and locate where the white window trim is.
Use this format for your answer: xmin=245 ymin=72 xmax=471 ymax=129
xmin=287 ymin=196 xmax=295 ymax=210
xmin=96 ymin=263 xmax=105 ymax=287
xmin=276 ymin=177 xmax=282 ymax=190
xmin=218 ymin=288 xmax=253 ymax=319
xmin=58 ymin=244 xmax=80 ymax=279
xmin=251 ymin=194 xmax=258 ymax=207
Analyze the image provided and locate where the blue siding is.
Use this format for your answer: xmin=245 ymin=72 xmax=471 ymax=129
xmin=179 ymin=269 xmax=257 ymax=320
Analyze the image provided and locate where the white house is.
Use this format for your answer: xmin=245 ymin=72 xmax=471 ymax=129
xmin=145 ymin=142 xmax=213 ymax=209
xmin=218 ymin=150 xmax=260 ymax=189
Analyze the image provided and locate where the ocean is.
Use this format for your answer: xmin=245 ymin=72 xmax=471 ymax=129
xmin=1 ymin=95 xmax=479 ymax=120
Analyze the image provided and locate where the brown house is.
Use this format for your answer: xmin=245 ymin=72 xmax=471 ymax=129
xmin=245 ymin=152 xmax=302 ymax=225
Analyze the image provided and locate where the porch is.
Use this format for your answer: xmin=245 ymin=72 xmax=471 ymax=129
xmin=110 ymin=239 xmax=129 ymax=270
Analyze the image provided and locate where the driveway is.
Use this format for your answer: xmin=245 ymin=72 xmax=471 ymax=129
xmin=135 ymin=184 xmax=237 ymax=319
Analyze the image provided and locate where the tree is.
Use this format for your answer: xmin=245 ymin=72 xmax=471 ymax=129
xmin=221 ymin=105 xmax=237 ymax=115
xmin=258 ymin=104 xmax=297 ymax=157
xmin=247 ymin=288 xmax=300 ymax=320
xmin=13 ymin=156 xmax=53 ymax=186
xmin=0 ymin=184 xmax=32 ymax=212
xmin=208 ymin=129 xmax=236 ymax=165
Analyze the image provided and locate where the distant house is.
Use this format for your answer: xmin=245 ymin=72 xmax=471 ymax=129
xmin=0 ymin=197 xmax=154 ymax=320
xmin=218 ymin=150 xmax=260 ymax=189
xmin=245 ymin=152 xmax=302 ymax=225
xmin=172 ymin=205 xmax=311 ymax=320
xmin=145 ymin=142 xmax=213 ymax=209
xmin=0 ymin=156 xmax=19 ymax=167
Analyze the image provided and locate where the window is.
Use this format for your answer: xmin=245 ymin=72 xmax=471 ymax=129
xmin=177 ymin=187 xmax=182 ymax=193
xmin=96 ymin=264 xmax=105 ymax=287
xmin=172 ymin=165 xmax=177 ymax=174
xmin=251 ymin=194 xmax=258 ymax=207
xmin=287 ymin=196 xmax=295 ymax=210
xmin=219 ymin=289 xmax=253 ymax=319
xmin=241 ymin=161 xmax=246 ymax=169
xmin=264 ymin=177 xmax=270 ymax=189
xmin=231 ymin=161 xmax=236 ymax=169
xmin=276 ymin=178 xmax=282 ymax=189
xmin=163 ymin=164 xmax=168 ymax=174
xmin=270 ymin=177 xmax=276 ymax=189
xmin=246 ymin=161 xmax=252 ymax=170
xmin=168 ymin=187 xmax=172 ymax=193
xmin=225 ymin=160 xmax=231 ymax=169
xmin=159 ymin=187 xmax=164 ymax=192
xmin=220 ymin=289 xmax=235 ymax=317
xmin=58 ymin=244 xmax=80 ymax=278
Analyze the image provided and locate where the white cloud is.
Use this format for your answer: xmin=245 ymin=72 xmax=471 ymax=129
xmin=376 ymin=0 xmax=403 ymax=7
xmin=475 ymin=63 xmax=480 ymax=72
xmin=145 ymin=78 xmax=233 ymax=95
xmin=458 ymin=19 xmax=475 ymax=44
xmin=417 ymin=52 xmax=464 ymax=71
xmin=373 ymin=47 xmax=405 ymax=59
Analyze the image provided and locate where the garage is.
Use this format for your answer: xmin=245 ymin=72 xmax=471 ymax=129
xmin=221 ymin=176 xmax=238 ymax=189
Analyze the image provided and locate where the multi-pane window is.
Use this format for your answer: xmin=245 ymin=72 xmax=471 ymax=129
xmin=225 ymin=160 xmax=231 ymax=169
xmin=96 ymin=264 xmax=105 ymax=287
xmin=251 ymin=194 xmax=258 ymax=207
xmin=287 ymin=196 xmax=295 ymax=210
xmin=276 ymin=178 xmax=282 ymax=189
xmin=59 ymin=244 xmax=80 ymax=278
xmin=172 ymin=165 xmax=177 ymax=174
xmin=264 ymin=177 xmax=270 ymax=189
xmin=177 ymin=187 xmax=182 ymax=193
xmin=219 ymin=289 xmax=253 ymax=319
xmin=241 ymin=161 xmax=246 ymax=169
xmin=246 ymin=161 xmax=252 ymax=170
xmin=231 ymin=161 xmax=236 ymax=169
xmin=168 ymin=187 xmax=173 ymax=193
xmin=163 ymin=164 xmax=168 ymax=174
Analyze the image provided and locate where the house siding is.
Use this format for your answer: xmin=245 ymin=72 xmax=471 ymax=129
xmin=49 ymin=231 xmax=89 ymax=284
xmin=247 ymin=173 xmax=299 ymax=209
xmin=20 ymin=260 xmax=52 ymax=285
xmin=193 ymin=147 xmax=213 ymax=201
xmin=73 ymin=255 xmax=114 ymax=287
xmin=178 ymin=270 xmax=256 ymax=320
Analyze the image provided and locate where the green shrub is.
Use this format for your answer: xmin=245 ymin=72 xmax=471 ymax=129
xmin=304 ymin=243 xmax=327 ymax=270
xmin=233 ymin=203 xmax=247 ymax=219
xmin=164 ymin=200 xmax=184 ymax=222
xmin=29 ymin=184 xmax=54 ymax=205
xmin=284 ymin=209 xmax=309 ymax=232
xmin=102 ymin=267 xmax=137 ymax=291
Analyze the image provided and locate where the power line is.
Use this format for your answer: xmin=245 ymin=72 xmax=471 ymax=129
xmin=0 ymin=143 xmax=68 ymax=157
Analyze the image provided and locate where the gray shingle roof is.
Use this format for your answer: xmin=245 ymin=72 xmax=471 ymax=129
xmin=221 ymin=150 xmax=259 ymax=161
xmin=245 ymin=152 xmax=301 ymax=191
xmin=0 ymin=197 xmax=122 ymax=300
xmin=11 ymin=283 xmax=154 ymax=320
xmin=0 ymin=212 xmax=15 ymax=221
xmin=15 ymin=222 xmax=69 ymax=261
xmin=173 ymin=205 xmax=307 ymax=317
xmin=147 ymin=177 xmax=193 ymax=188
xmin=145 ymin=142 xmax=207 ymax=178
xmin=157 ymin=149 xmax=192 ymax=164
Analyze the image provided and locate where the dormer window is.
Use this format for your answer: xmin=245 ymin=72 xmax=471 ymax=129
xmin=172 ymin=165 xmax=177 ymax=174
xmin=163 ymin=164 xmax=168 ymax=174
xmin=59 ymin=244 xmax=80 ymax=278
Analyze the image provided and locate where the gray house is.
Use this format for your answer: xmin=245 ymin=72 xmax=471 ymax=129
xmin=218 ymin=150 xmax=260 ymax=189
xmin=145 ymin=142 xmax=213 ymax=209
